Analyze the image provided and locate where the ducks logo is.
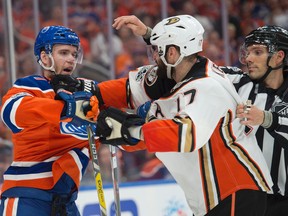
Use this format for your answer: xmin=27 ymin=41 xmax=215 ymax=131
xmin=165 ymin=17 xmax=180 ymax=25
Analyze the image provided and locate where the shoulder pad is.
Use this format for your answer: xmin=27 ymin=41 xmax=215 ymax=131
xmin=219 ymin=66 xmax=243 ymax=74
xmin=134 ymin=65 xmax=156 ymax=82
xmin=14 ymin=75 xmax=52 ymax=91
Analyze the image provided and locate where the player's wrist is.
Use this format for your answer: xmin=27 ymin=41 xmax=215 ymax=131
xmin=261 ymin=111 xmax=273 ymax=128
xmin=143 ymin=26 xmax=152 ymax=39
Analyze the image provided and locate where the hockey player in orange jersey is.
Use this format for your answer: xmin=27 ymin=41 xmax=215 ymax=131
xmin=0 ymin=26 xmax=100 ymax=215
xmin=93 ymin=15 xmax=274 ymax=216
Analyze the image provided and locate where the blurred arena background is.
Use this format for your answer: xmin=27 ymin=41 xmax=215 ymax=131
xmin=0 ymin=0 xmax=288 ymax=188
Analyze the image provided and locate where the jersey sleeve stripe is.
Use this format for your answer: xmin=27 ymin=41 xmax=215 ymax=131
xmin=1 ymin=95 xmax=27 ymax=133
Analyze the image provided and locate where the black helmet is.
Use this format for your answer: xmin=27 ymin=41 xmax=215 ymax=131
xmin=240 ymin=26 xmax=288 ymax=83
xmin=244 ymin=26 xmax=288 ymax=56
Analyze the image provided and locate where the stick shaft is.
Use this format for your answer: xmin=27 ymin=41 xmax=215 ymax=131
xmin=87 ymin=125 xmax=107 ymax=216
xmin=109 ymin=145 xmax=121 ymax=216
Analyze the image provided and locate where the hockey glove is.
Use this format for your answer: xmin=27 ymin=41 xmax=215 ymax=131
xmin=56 ymin=90 xmax=96 ymax=126
xmin=96 ymin=107 xmax=145 ymax=146
xmin=51 ymin=74 xmax=98 ymax=94
xmin=136 ymin=101 xmax=152 ymax=119
xmin=83 ymin=95 xmax=99 ymax=121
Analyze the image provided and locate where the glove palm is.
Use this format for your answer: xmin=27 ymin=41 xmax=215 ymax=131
xmin=96 ymin=107 xmax=145 ymax=146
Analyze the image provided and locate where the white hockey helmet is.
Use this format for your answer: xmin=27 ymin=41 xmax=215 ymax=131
xmin=150 ymin=15 xmax=204 ymax=77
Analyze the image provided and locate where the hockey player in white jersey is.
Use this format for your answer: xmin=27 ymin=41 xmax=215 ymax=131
xmin=111 ymin=15 xmax=288 ymax=216
xmin=94 ymin=15 xmax=273 ymax=216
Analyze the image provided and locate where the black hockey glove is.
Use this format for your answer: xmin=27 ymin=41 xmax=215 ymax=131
xmin=96 ymin=107 xmax=145 ymax=146
xmin=51 ymin=74 xmax=97 ymax=94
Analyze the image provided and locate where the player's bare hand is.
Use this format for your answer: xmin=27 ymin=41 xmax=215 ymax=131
xmin=112 ymin=15 xmax=148 ymax=37
xmin=236 ymin=103 xmax=264 ymax=126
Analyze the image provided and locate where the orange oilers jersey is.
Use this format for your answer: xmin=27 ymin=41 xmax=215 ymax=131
xmin=127 ymin=57 xmax=273 ymax=216
xmin=0 ymin=75 xmax=91 ymax=195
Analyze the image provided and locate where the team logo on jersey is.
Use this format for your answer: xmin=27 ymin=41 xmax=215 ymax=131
xmin=145 ymin=66 xmax=158 ymax=86
xmin=165 ymin=17 xmax=180 ymax=25
xmin=272 ymin=102 xmax=288 ymax=115
xmin=135 ymin=67 xmax=148 ymax=82
xmin=60 ymin=122 xmax=97 ymax=140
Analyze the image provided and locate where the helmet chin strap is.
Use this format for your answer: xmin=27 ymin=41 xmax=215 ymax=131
xmin=39 ymin=53 xmax=57 ymax=75
xmin=161 ymin=53 xmax=184 ymax=79
xmin=255 ymin=56 xmax=284 ymax=83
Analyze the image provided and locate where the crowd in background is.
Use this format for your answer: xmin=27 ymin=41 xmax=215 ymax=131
xmin=0 ymin=0 xmax=288 ymax=187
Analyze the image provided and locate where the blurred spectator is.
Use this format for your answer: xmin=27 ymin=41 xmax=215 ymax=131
xmin=0 ymin=120 xmax=13 ymax=191
xmin=265 ymin=0 xmax=288 ymax=29
xmin=121 ymin=150 xmax=147 ymax=182
xmin=0 ymin=56 xmax=9 ymax=102
xmin=90 ymin=21 xmax=123 ymax=68
xmin=137 ymin=152 xmax=172 ymax=181
xmin=41 ymin=5 xmax=64 ymax=27
xmin=81 ymin=145 xmax=124 ymax=185
xmin=0 ymin=141 xmax=12 ymax=190
xmin=0 ymin=120 xmax=11 ymax=142
xmin=240 ymin=1 xmax=265 ymax=36
xmin=176 ymin=0 xmax=215 ymax=35
xmin=17 ymin=54 xmax=38 ymax=78
xmin=115 ymin=52 xmax=134 ymax=78
xmin=202 ymin=30 xmax=225 ymax=65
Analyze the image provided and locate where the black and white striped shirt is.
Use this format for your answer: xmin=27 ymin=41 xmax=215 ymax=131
xmin=221 ymin=66 xmax=288 ymax=196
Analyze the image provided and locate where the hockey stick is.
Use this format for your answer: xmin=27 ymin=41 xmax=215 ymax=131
xmin=109 ymin=145 xmax=122 ymax=216
xmin=86 ymin=125 xmax=107 ymax=216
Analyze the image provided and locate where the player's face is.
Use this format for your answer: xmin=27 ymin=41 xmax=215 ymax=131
xmin=156 ymin=58 xmax=168 ymax=78
xmin=152 ymin=45 xmax=168 ymax=78
xmin=244 ymin=44 xmax=270 ymax=80
xmin=52 ymin=44 xmax=78 ymax=75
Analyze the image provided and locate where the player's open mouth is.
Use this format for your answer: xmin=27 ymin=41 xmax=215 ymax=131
xmin=63 ymin=68 xmax=73 ymax=72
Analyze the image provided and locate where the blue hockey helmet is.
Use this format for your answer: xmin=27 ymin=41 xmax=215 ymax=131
xmin=34 ymin=26 xmax=82 ymax=63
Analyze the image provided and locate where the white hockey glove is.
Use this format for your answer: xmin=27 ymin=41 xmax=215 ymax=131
xmin=56 ymin=90 xmax=96 ymax=126
xmin=96 ymin=107 xmax=145 ymax=146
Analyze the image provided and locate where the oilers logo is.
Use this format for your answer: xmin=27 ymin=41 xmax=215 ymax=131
xmin=60 ymin=122 xmax=97 ymax=140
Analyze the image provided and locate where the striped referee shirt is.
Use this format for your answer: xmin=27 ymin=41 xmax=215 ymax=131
xmin=221 ymin=66 xmax=288 ymax=196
